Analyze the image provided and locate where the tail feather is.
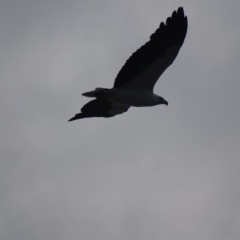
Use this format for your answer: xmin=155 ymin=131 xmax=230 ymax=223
xmin=82 ymin=88 xmax=110 ymax=98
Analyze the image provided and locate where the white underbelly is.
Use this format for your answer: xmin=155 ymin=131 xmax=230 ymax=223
xmin=108 ymin=88 xmax=158 ymax=107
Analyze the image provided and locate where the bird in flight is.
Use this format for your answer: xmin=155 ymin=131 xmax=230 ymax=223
xmin=69 ymin=7 xmax=188 ymax=121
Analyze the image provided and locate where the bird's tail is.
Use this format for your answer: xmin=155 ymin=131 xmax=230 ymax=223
xmin=82 ymin=88 xmax=111 ymax=98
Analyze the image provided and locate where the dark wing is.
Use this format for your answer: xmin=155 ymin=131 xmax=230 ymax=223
xmin=113 ymin=7 xmax=188 ymax=91
xmin=68 ymin=98 xmax=130 ymax=121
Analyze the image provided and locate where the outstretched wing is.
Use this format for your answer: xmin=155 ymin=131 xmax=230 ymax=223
xmin=114 ymin=7 xmax=188 ymax=91
xmin=68 ymin=98 xmax=130 ymax=121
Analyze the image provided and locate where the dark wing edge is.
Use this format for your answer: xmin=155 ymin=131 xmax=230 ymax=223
xmin=68 ymin=98 xmax=130 ymax=121
xmin=113 ymin=7 xmax=188 ymax=88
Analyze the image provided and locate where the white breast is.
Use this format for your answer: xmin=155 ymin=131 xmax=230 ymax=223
xmin=108 ymin=88 xmax=159 ymax=107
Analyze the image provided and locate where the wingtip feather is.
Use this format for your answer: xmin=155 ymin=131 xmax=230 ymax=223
xmin=68 ymin=113 xmax=85 ymax=122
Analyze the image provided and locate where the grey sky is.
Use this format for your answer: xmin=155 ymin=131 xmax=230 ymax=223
xmin=1 ymin=0 xmax=240 ymax=239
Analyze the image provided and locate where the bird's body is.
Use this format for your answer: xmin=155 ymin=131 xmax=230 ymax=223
xmin=85 ymin=88 xmax=163 ymax=107
xmin=69 ymin=7 xmax=188 ymax=121
xmin=109 ymin=88 xmax=163 ymax=107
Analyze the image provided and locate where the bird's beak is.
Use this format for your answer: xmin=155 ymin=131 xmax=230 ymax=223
xmin=164 ymin=100 xmax=168 ymax=106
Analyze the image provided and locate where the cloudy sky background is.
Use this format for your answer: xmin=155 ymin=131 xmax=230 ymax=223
xmin=1 ymin=0 xmax=240 ymax=239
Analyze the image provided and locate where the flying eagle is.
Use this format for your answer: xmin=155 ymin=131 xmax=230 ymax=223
xmin=69 ymin=7 xmax=188 ymax=121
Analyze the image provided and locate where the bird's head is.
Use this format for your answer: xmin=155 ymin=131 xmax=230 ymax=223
xmin=158 ymin=96 xmax=168 ymax=106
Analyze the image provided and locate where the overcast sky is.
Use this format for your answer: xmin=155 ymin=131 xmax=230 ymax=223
xmin=1 ymin=0 xmax=240 ymax=239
